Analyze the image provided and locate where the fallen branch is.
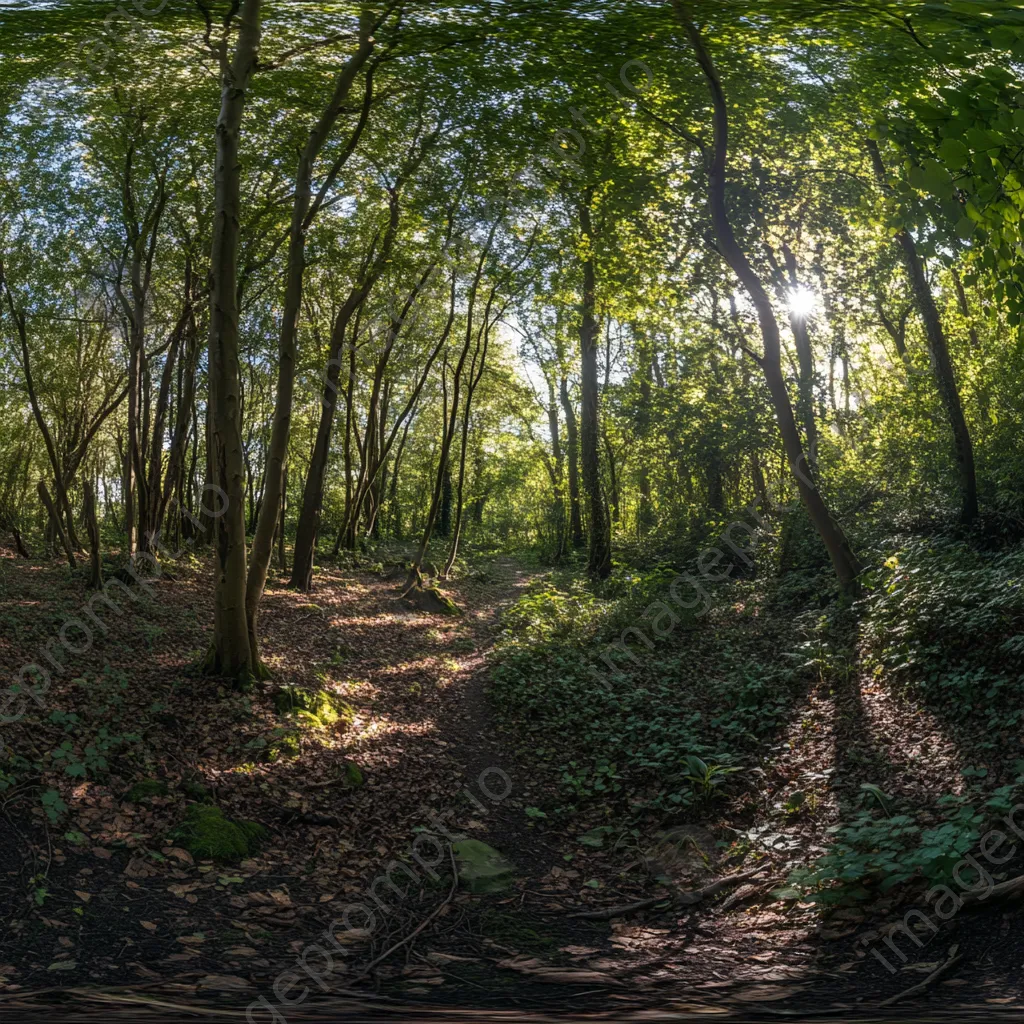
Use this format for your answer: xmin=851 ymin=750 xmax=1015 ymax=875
xmin=569 ymin=894 xmax=670 ymax=920
xmin=961 ymin=872 xmax=1024 ymax=905
xmin=569 ymin=866 xmax=766 ymax=920
xmin=350 ymin=845 xmax=458 ymax=982
xmin=678 ymin=865 xmax=767 ymax=905
xmin=878 ymin=951 xmax=961 ymax=1007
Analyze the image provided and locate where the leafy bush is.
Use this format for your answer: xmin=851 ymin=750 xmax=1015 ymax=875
xmin=788 ymin=783 xmax=1024 ymax=906
xmin=490 ymin=573 xmax=808 ymax=813
xmin=862 ymin=538 xmax=1024 ymax=730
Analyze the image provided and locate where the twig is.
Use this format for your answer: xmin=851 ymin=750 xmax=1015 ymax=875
xmin=569 ymin=866 xmax=766 ymax=920
xmin=878 ymin=952 xmax=961 ymax=1007
xmin=350 ymin=845 xmax=458 ymax=981
xmin=569 ymin=894 xmax=670 ymax=920
xmin=66 ymin=990 xmax=240 ymax=1016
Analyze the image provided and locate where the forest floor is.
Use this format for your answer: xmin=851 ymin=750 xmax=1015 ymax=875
xmin=1 ymin=550 xmax=1023 ymax=1020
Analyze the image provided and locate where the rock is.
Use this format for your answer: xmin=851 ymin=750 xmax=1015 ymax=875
xmin=402 ymin=584 xmax=461 ymax=617
xmin=166 ymin=805 xmax=267 ymax=863
xmin=453 ymin=839 xmax=515 ymax=893
xmin=272 ymin=685 xmax=353 ymax=729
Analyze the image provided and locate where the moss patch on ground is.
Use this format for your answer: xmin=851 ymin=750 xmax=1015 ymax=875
xmin=167 ymin=804 xmax=267 ymax=862
xmin=123 ymin=779 xmax=169 ymax=802
xmin=271 ymin=685 xmax=354 ymax=728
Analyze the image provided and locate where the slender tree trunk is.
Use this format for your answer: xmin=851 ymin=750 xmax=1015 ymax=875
xmin=245 ymin=22 xmax=377 ymax=662
xmin=578 ymin=197 xmax=611 ymax=578
xmin=866 ymin=140 xmax=978 ymax=525
xmin=560 ymin=376 xmax=584 ymax=549
xmin=675 ymin=5 xmax=862 ymax=591
xmin=12 ymin=527 xmax=30 ymax=559
xmin=951 ymin=266 xmax=981 ymax=350
xmin=291 ymin=208 xmax=403 ymax=591
xmin=276 ymin=465 xmax=287 ymax=570
xmin=781 ymin=243 xmax=819 ymax=464
xmin=83 ymin=480 xmax=102 ymax=589
xmin=546 ymin=377 xmax=566 ymax=559
xmin=39 ymin=481 xmax=75 ymax=570
xmin=205 ymin=0 xmax=263 ymax=681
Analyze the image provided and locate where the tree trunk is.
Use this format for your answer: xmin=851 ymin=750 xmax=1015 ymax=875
xmin=578 ymin=197 xmax=611 ymax=578
xmin=546 ymin=376 xmax=566 ymax=559
xmin=781 ymin=243 xmax=819 ymax=465
xmin=276 ymin=465 xmax=287 ymax=570
xmin=245 ymin=22 xmax=377 ymax=660
xmin=290 ymin=207 xmax=401 ymax=591
xmin=1 ymin=277 xmax=84 ymax=553
xmin=951 ymin=266 xmax=981 ymax=350
xmin=12 ymin=527 xmax=30 ymax=559
xmin=866 ymin=140 xmax=978 ymax=525
xmin=83 ymin=480 xmax=102 ymax=589
xmin=39 ymin=481 xmax=75 ymax=570
xmin=674 ymin=5 xmax=862 ymax=591
xmin=560 ymin=376 xmax=584 ymax=549
xmin=205 ymin=0 xmax=263 ymax=681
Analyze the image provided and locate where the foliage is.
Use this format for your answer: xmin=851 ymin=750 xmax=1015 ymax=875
xmin=861 ymin=538 xmax=1024 ymax=733
xmin=491 ymin=570 xmax=808 ymax=814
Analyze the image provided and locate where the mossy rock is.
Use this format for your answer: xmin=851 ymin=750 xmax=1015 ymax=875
xmin=403 ymin=584 xmax=461 ymax=617
xmin=167 ymin=804 xmax=267 ymax=863
xmin=124 ymin=779 xmax=169 ymax=803
xmin=453 ymin=839 xmax=515 ymax=894
xmin=272 ymin=686 xmax=353 ymax=729
xmin=345 ymin=762 xmax=364 ymax=787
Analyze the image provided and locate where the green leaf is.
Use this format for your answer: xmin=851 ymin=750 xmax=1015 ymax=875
xmin=939 ymin=138 xmax=970 ymax=168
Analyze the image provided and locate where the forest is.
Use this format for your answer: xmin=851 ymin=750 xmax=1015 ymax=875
xmin=2 ymin=0 xmax=1024 ymax=1018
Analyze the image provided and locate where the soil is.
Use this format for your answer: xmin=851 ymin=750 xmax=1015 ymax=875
xmin=1 ymin=550 xmax=1023 ymax=1021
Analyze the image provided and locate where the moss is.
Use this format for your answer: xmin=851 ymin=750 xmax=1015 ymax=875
xmin=124 ymin=779 xmax=169 ymax=803
xmin=180 ymin=779 xmax=212 ymax=803
xmin=167 ymin=805 xmax=267 ymax=863
xmin=266 ymin=728 xmax=301 ymax=762
xmin=345 ymin=762 xmax=364 ymax=787
xmin=403 ymin=584 xmax=462 ymax=617
xmin=272 ymin=686 xmax=353 ymax=729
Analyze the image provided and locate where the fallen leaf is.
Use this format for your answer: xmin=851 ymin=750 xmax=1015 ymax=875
xmin=140 ymin=921 xmax=158 ymax=932
xmin=73 ymin=890 xmax=91 ymax=903
xmin=47 ymin=961 xmax=77 ymax=972
xmin=168 ymin=882 xmax=201 ymax=897
xmin=124 ymin=856 xmax=158 ymax=879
